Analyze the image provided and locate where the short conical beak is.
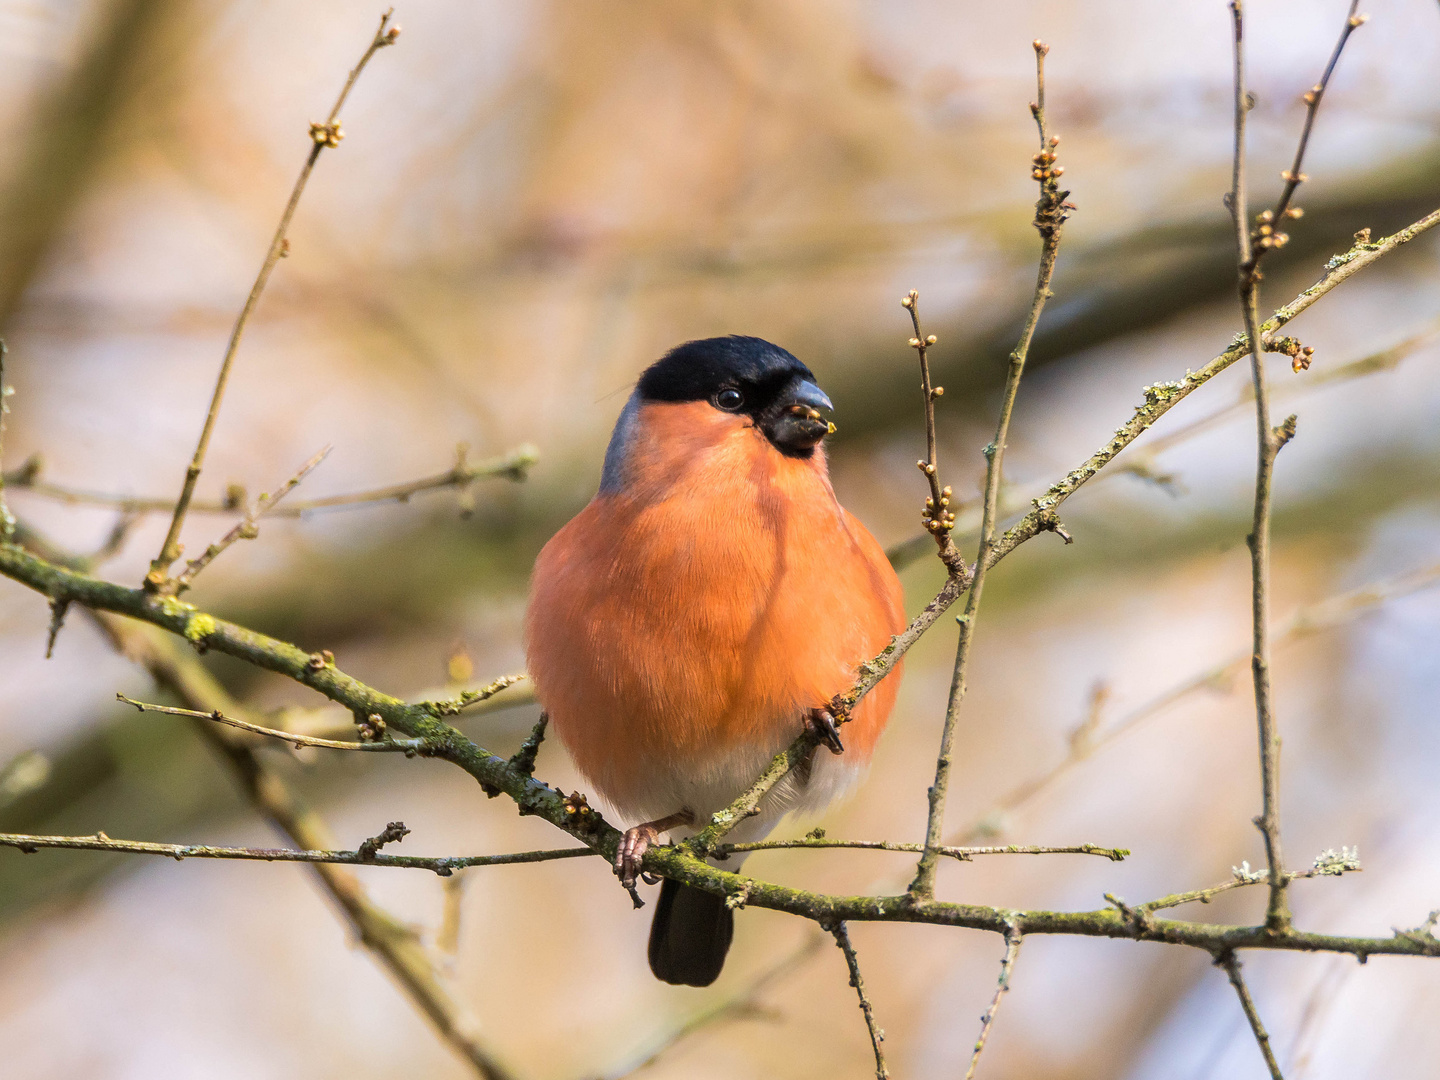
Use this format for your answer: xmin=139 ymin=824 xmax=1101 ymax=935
xmin=788 ymin=379 xmax=833 ymax=414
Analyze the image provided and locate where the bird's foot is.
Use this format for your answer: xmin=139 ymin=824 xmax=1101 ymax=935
xmin=615 ymin=809 xmax=695 ymax=889
xmin=616 ymin=824 xmax=661 ymax=889
xmin=805 ymin=707 xmax=845 ymax=755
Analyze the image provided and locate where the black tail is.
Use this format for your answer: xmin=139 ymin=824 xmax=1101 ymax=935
xmin=648 ymin=878 xmax=734 ymax=986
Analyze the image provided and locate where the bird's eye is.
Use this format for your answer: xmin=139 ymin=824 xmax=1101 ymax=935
xmin=714 ymin=388 xmax=745 ymax=411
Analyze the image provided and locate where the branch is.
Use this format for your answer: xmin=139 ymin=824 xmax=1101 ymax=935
xmin=1139 ymin=847 xmax=1361 ymax=916
xmin=723 ymin=838 xmax=1127 ymax=862
xmin=1221 ymin=952 xmax=1286 ymax=1079
xmin=114 ymin=693 xmax=434 ymax=752
xmin=173 ymin=445 xmax=331 ymax=592
xmin=964 ymin=921 xmax=1023 ymax=1080
xmin=88 ymin=609 xmax=516 ymax=1080
xmin=903 ymin=290 xmax=967 ymax=575
xmin=3 ymin=442 xmax=538 ymax=518
xmin=1228 ymin=0 xmax=1365 ymax=935
xmin=0 ymin=828 xmax=595 ymax=875
xmin=147 ymin=11 xmax=401 ymax=589
xmin=911 ymin=39 xmax=1072 ymax=899
xmin=828 ymin=922 xmax=890 ymax=1080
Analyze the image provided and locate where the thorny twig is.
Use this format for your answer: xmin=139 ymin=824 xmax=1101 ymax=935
xmin=910 ymin=39 xmax=1073 ymax=899
xmin=965 ymin=921 xmax=1023 ymax=1080
xmin=829 ymin=922 xmax=890 ymax=1080
xmin=146 ymin=11 xmax=401 ymax=591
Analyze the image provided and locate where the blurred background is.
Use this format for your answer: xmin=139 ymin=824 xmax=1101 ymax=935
xmin=1 ymin=1 xmax=1438 ymax=1077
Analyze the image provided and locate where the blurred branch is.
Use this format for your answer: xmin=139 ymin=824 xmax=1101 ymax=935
xmin=0 ymin=827 xmax=594 ymax=875
xmin=947 ymin=560 xmax=1440 ymax=846
xmin=92 ymin=612 xmax=517 ymax=1080
xmin=828 ymin=922 xmax=890 ymax=1080
xmin=147 ymin=11 xmax=401 ymax=589
xmin=598 ymin=933 xmax=825 ymax=1079
xmin=0 ymin=0 xmax=168 ymax=330
xmin=2 ymin=442 xmax=539 ymax=518
xmin=965 ymin=922 xmax=1023 ymax=1080
xmin=0 ymin=340 xmax=12 ymax=542
xmin=912 ymin=39 xmax=1072 ymax=900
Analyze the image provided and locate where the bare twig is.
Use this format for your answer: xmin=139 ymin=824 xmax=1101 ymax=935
xmin=723 ymin=838 xmax=1127 ymax=862
xmin=1220 ymin=952 xmax=1286 ymax=1079
xmin=1140 ymin=847 xmax=1361 ymax=915
xmin=114 ymin=692 xmax=435 ymax=751
xmin=5 ymin=443 xmax=538 ymax=518
xmin=0 ymin=827 xmax=594 ymax=875
xmin=829 ymin=922 xmax=890 ymax=1080
xmin=911 ymin=39 xmax=1072 ymax=899
xmin=173 ymin=445 xmax=331 ymax=592
xmin=1228 ymin=0 xmax=1364 ymax=934
xmin=903 ymin=290 xmax=967 ymax=575
xmin=146 ymin=11 xmax=400 ymax=590
xmin=965 ymin=921 xmax=1023 ymax=1079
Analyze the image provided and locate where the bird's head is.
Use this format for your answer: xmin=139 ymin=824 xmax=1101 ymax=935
xmin=636 ymin=336 xmax=835 ymax=457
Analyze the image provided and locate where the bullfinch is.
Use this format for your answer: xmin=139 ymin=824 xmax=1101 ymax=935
xmin=524 ymin=336 xmax=905 ymax=986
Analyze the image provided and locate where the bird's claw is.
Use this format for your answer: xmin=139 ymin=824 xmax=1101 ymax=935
xmin=615 ymin=823 xmax=660 ymax=889
xmin=806 ymin=707 xmax=845 ymax=755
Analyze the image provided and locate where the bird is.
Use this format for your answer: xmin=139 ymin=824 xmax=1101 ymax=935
xmin=524 ymin=335 xmax=906 ymax=987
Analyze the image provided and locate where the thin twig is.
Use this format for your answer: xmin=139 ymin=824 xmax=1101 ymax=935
xmin=829 ymin=922 xmax=890 ymax=1080
xmin=4 ymin=443 xmax=538 ymax=518
xmin=722 ymin=838 xmax=1127 ymax=862
xmin=1140 ymin=846 xmax=1361 ymax=915
xmin=1220 ymin=952 xmax=1286 ymax=1079
xmin=114 ymin=693 xmax=434 ymax=752
xmin=1228 ymin=0 xmax=1363 ymax=935
xmin=173 ymin=445 xmax=331 ymax=592
xmin=965 ymin=921 xmax=1023 ymax=1080
xmin=910 ymin=40 xmax=1072 ymax=899
xmin=0 ymin=828 xmax=595 ymax=875
xmin=146 ymin=11 xmax=400 ymax=590
xmin=903 ymin=290 xmax=967 ymax=575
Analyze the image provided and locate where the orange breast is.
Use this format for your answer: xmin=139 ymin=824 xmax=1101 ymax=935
xmin=524 ymin=400 xmax=905 ymax=818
